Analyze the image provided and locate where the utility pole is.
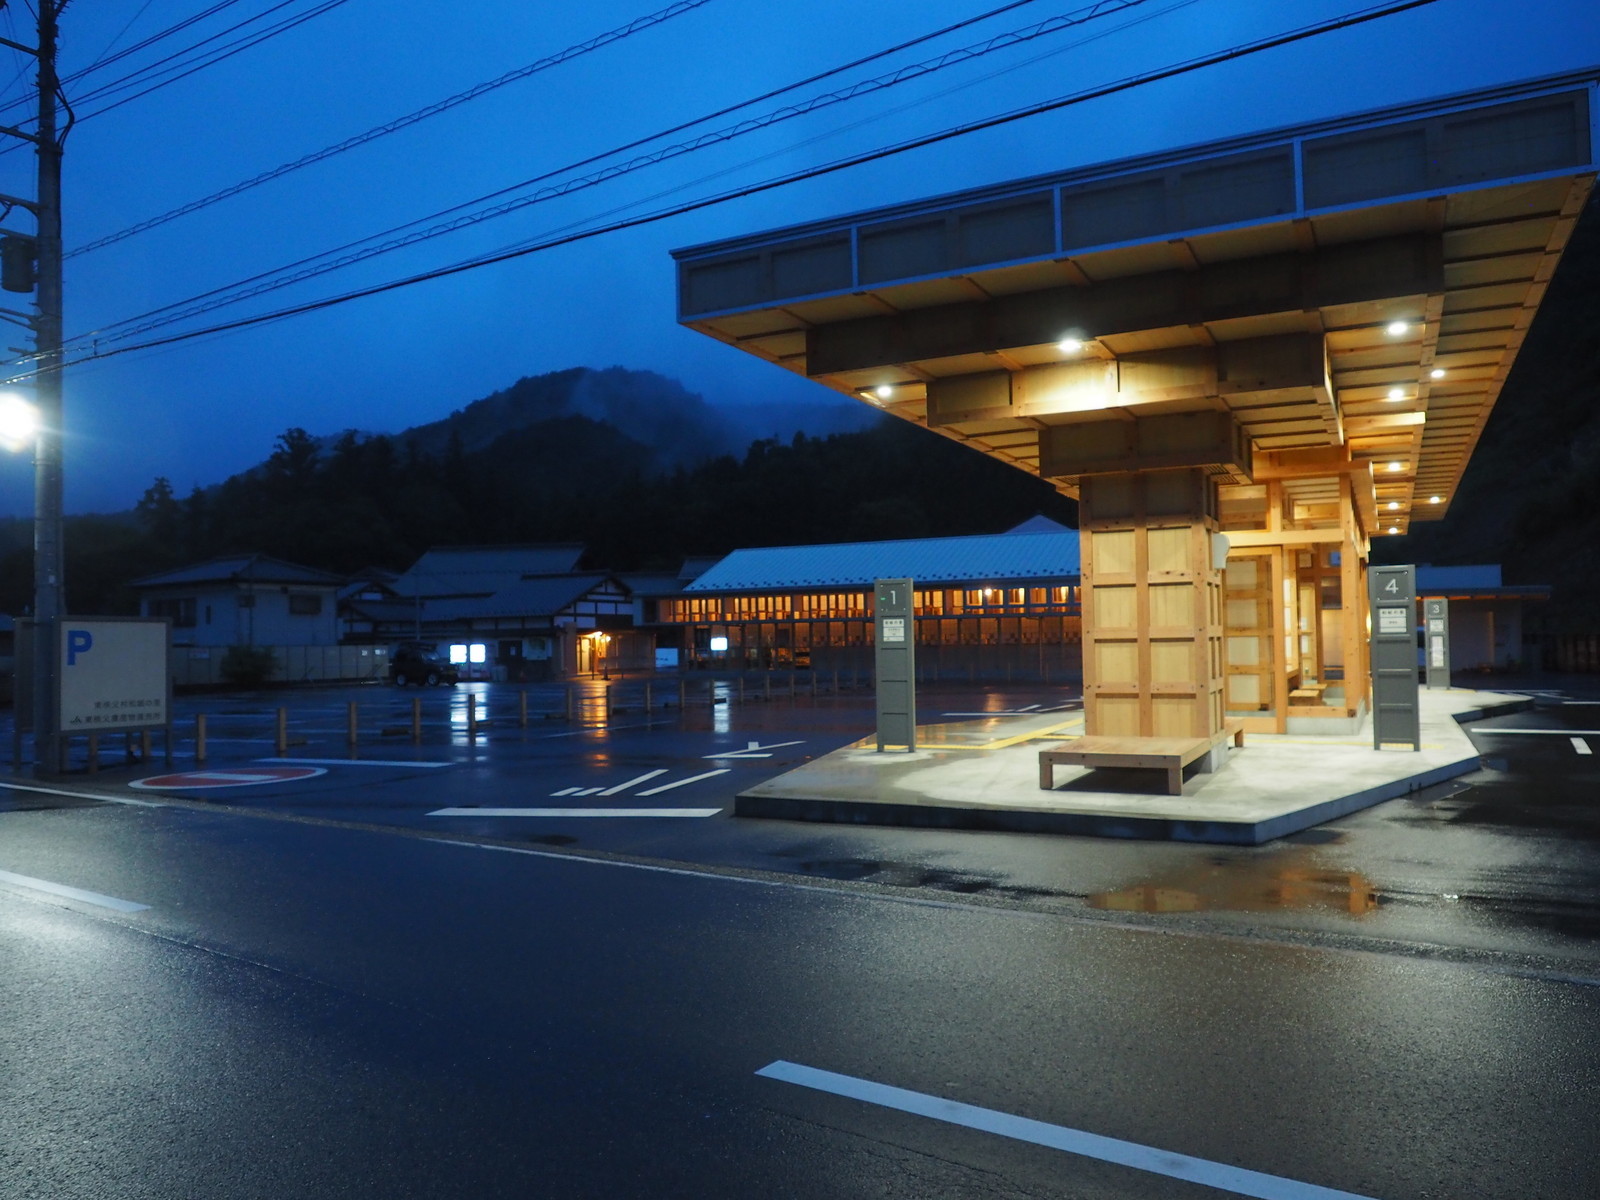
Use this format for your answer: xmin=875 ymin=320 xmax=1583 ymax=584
xmin=0 ymin=1 xmax=66 ymax=774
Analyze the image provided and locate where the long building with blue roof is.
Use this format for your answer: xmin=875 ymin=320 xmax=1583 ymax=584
xmin=658 ymin=518 xmax=1083 ymax=674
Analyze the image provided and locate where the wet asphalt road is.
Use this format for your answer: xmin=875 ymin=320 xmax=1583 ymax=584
xmin=3 ymin=676 xmax=1600 ymax=1197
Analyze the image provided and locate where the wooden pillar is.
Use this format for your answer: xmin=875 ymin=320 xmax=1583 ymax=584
xmin=1079 ymin=468 xmax=1225 ymax=740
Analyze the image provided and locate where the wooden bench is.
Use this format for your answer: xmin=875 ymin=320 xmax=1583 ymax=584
xmin=1039 ymin=723 xmax=1245 ymax=796
xmin=1289 ymin=682 xmax=1327 ymax=705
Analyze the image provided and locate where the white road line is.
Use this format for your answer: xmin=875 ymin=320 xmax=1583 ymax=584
xmin=705 ymin=740 xmax=805 ymax=760
xmin=426 ymin=807 xmax=720 ymax=818
xmin=574 ymin=787 xmax=605 ymax=796
xmin=599 ymin=769 xmax=668 ymax=795
xmin=1574 ymin=738 xmax=1593 ymax=756
xmin=551 ymin=786 xmax=582 ymax=797
xmin=257 ymin=757 xmax=453 ymax=769
xmin=1468 ymin=727 xmax=1600 ymax=736
xmin=0 ymin=780 xmax=164 ymax=808
xmin=0 ymin=867 xmax=151 ymax=913
xmin=757 ymin=1061 xmax=1379 ymax=1200
xmin=637 ymin=768 xmax=731 ymax=796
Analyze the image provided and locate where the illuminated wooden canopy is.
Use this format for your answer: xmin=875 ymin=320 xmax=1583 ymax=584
xmin=674 ymin=70 xmax=1599 ymax=534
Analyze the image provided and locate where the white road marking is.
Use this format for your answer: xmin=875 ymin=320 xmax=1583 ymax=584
xmin=599 ymin=769 xmax=668 ymax=795
xmin=704 ymin=740 xmax=805 ymax=760
xmin=574 ymin=787 xmax=605 ymax=796
xmin=1574 ymin=738 xmax=1593 ymax=756
xmin=638 ymin=768 xmax=731 ymax=795
xmin=0 ymin=867 xmax=151 ymax=913
xmin=258 ymin=757 xmax=453 ymax=769
xmin=757 ymin=1060 xmax=1380 ymax=1200
xmin=426 ymin=807 xmax=720 ymax=818
xmin=1468 ymin=727 xmax=1600 ymax=736
xmin=0 ymin=780 xmax=164 ymax=808
xmin=551 ymin=786 xmax=582 ymax=797
xmin=941 ymin=709 xmax=1077 ymax=717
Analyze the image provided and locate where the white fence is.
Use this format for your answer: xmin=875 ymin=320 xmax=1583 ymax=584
xmin=170 ymin=644 xmax=391 ymax=688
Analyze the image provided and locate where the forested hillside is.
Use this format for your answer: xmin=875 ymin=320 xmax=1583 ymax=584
xmin=0 ymin=409 xmax=1075 ymax=616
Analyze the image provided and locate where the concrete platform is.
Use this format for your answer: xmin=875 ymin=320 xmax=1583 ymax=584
xmin=735 ymin=689 xmax=1531 ymax=844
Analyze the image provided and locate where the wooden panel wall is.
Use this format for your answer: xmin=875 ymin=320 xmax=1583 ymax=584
xmin=1224 ymin=553 xmax=1273 ymax=713
xmin=1079 ymin=468 xmax=1225 ymax=739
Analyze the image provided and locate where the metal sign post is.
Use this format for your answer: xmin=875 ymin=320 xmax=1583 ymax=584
xmin=1423 ymin=597 xmax=1451 ymax=689
xmin=874 ymin=578 xmax=916 ymax=752
xmin=1369 ymin=565 xmax=1420 ymax=751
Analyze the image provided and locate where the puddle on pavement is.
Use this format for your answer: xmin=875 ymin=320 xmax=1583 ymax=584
xmin=781 ymin=854 xmax=1066 ymax=901
xmin=1088 ymin=849 xmax=1380 ymax=916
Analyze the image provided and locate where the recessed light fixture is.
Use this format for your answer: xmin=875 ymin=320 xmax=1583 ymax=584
xmin=1388 ymin=525 xmax=1400 ymax=535
xmin=1386 ymin=387 xmax=1405 ymax=402
xmin=1388 ymin=461 xmax=1403 ymax=472
xmin=1388 ymin=501 xmax=1400 ymax=511
xmin=1429 ymin=495 xmax=1442 ymax=504
xmin=1386 ymin=320 xmax=1409 ymax=337
xmin=1057 ymin=337 xmax=1084 ymax=354
xmin=874 ymin=385 xmax=894 ymax=400
xmin=1430 ymin=368 xmax=1446 ymax=380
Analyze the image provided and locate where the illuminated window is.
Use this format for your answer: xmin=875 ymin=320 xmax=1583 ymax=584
xmin=469 ymin=643 xmax=487 ymax=664
xmin=448 ymin=645 xmax=468 ymax=664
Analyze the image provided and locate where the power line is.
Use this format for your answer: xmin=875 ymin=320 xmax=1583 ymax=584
xmin=70 ymin=0 xmax=1039 ymax=259
xmin=0 ymin=0 xmax=350 ymax=148
xmin=63 ymin=0 xmax=1150 ymax=347
xmin=73 ymin=0 xmax=355 ymax=118
xmin=23 ymin=0 xmax=1446 ymax=380
xmin=67 ymin=0 xmax=718 ymax=258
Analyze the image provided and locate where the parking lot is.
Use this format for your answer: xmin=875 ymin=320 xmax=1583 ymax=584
xmin=4 ymin=672 xmax=1600 ymax=974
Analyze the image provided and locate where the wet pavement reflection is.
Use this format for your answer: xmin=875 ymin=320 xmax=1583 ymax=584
xmin=1088 ymin=847 xmax=1379 ymax=916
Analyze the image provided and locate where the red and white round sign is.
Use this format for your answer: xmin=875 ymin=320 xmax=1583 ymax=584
xmin=130 ymin=766 xmax=327 ymax=791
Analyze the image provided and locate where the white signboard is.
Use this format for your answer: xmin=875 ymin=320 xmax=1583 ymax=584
xmin=1429 ymin=635 xmax=1446 ymax=668
xmin=58 ymin=619 xmax=169 ymax=732
xmin=881 ymin=617 xmax=907 ymax=644
xmin=1377 ymin=606 xmax=1410 ymax=635
xmin=654 ymin=648 xmax=679 ymax=670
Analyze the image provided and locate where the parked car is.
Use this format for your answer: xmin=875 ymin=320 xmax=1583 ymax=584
xmin=389 ymin=642 xmax=459 ymax=687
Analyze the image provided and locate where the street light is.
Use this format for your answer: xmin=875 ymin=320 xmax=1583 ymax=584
xmin=0 ymin=392 xmax=37 ymax=452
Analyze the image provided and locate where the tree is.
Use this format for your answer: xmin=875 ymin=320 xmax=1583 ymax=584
xmin=135 ymin=477 xmax=181 ymax=549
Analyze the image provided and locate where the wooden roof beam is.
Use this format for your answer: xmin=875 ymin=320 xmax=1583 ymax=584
xmin=806 ymin=233 xmax=1442 ymax=376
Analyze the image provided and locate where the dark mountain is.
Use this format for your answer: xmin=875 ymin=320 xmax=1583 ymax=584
xmin=385 ymin=365 xmax=877 ymax=469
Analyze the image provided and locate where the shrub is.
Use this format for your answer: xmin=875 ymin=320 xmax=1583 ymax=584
xmin=220 ymin=644 xmax=277 ymax=687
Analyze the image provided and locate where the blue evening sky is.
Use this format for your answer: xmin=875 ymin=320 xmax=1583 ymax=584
xmin=0 ymin=0 xmax=1594 ymax=514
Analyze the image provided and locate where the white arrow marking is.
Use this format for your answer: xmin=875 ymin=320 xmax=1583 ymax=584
xmin=704 ymin=739 xmax=805 ymax=760
xmin=600 ymin=769 xmax=668 ymax=795
xmin=638 ymin=768 xmax=731 ymax=795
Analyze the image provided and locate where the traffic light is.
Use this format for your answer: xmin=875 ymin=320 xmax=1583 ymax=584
xmin=1 ymin=234 xmax=36 ymax=293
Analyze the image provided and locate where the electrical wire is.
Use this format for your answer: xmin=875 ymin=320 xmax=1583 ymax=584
xmin=67 ymin=0 xmax=719 ymax=258
xmin=62 ymin=0 xmax=1153 ymax=346
xmin=11 ymin=0 xmax=1445 ymax=382
xmin=0 ymin=0 xmax=350 ymax=150
xmin=73 ymin=0 xmax=355 ymax=119
xmin=70 ymin=0 xmax=1044 ymax=258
